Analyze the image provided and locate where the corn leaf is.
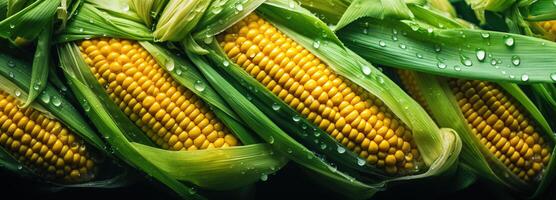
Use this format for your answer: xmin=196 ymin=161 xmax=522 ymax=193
xmin=337 ymin=16 xmax=556 ymax=84
xmin=134 ymin=142 xmax=286 ymax=190
xmin=58 ymin=1 xmax=151 ymax=42
xmin=22 ymin=18 xmax=51 ymax=107
xmin=296 ymin=0 xmax=350 ymax=24
xmin=0 ymin=0 xmax=59 ymax=44
xmin=524 ymin=0 xmax=556 ymax=21
xmin=129 ymin=0 xmax=167 ymax=28
xmin=153 ymin=0 xmax=210 ymax=42
xmin=334 ymin=0 xmax=414 ymax=31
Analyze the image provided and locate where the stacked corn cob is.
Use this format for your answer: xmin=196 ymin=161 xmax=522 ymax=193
xmin=1 ymin=0 xmax=556 ymax=199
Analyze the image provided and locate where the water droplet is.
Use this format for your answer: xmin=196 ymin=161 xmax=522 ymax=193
xmin=337 ymin=145 xmax=346 ymax=154
xmin=521 ymin=74 xmax=529 ymax=82
xmin=14 ymin=90 xmax=21 ymax=97
xmin=376 ymin=76 xmax=385 ymax=84
xmin=17 ymin=165 xmax=23 ymax=170
xmin=361 ymin=65 xmax=371 ymax=76
xmin=511 ymin=55 xmax=520 ymax=66
xmin=490 ymin=59 xmax=497 ymax=66
xmin=40 ymin=93 xmax=50 ymax=103
xmin=392 ymin=29 xmax=398 ymax=35
xmin=7 ymin=60 xmax=15 ymax=67
xmin=504 ymin=36 xmax=515 ymax=47
xmin=378 ymin=40 xmax=386 ymax=47
xmin=362 ymin=28 xmax=368 ymax=34
xmin=454 ymin=66 xmax=461 ymax=71
xmin=79 ymin=28 xmax=84 ymax=32
xmin=194 ymin=80 xmax=206 ymax=92
xmin=268 ymin=136 xmax=274 ymax=144
xmin=475 ymin=49 xmax=486 ymax=62
xmin=550 ymin=73 xmax=556 ymax=82
xmin=260 ymin=174 xmax=268 ymax=181
xmin=460 ymin=55 xmax=472 ymax=66
xmin=33 ymin=82 xmax=41 ymax=90
xmin=312 ymin=40 xmax=320 ymax=49
xmin=287 ymin=148 xmax=293 ymax=154
xmin=222 ymin=60 xmax=230 ymax=67
xmin=52 ymin=96 xmax=62 ymax=106
xmin=292 ymin=115 xmax=301 ymax=122
xmin=399 ymin=44 xmax=407 ymax=49
xmin=271 ymin=103 xmax=281 ymax=111
xmin=392 ymin=35 xmax=398 ymax=41
xmin=437 ymin=62 xmax=447 ymax=69
xmin=416 ymin=53 xmax=423 ymax=59
xmin=235 ymin=3 xmax=244 ymax=11
xmin=427 ymin=28 xmax=434 ymax=34
xmin=357 ymin=158 xmax=366 ymax=166
xmin=481 ymin=32 xmax=490 ymax=39
xmin=175 ymin=69 xmax=182 ymax=75
xmin=165 ymin=60 xmax=175 ymax=71
xmin=434 ymin=44 xmax=441 ymax=52
xmin=8 ymin=72 xmax=14 ymax=78
xmin=9 ymin=24 xmax=15 ymax=29
xmin=82 ymin=100 xmax=91 ymax=112
xmin=314 ymin=131 xmax=321 ymax=137
xmin=320 ymin=144 xmax=327 ymax=150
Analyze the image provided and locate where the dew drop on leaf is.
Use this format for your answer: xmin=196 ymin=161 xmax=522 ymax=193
xmin=378 ymin=40 xmax=386 ymax=47
xmin=504 ymin=36 xmax=515 ymax=47
xmin=437 ymin=62 xmax=447 ymax=69
xmin=550 ymin=73 xmax=556 ymax=82
xmin=361 ymin=65 xmax=372 ymax=76
xmin=475 ymin=49 xmax=486 ymax=62
xmin=521 ymin=74 xmax=529 ymax=82
xmin=194 ymin=80 xmax=206 ymax=92
xmin=511 ymin=55 xmax=520 ymax=66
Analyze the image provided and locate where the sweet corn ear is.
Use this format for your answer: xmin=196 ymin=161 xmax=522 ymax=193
xmin=0 ymin=91 xmax=96 ymax=182
xmin=79 ymin=38 xmax=240 ymax=151
xmin=218 ymin=13 xmax=422 ymax=175
xmin=398 ymin=70 xmax=552 ymax=183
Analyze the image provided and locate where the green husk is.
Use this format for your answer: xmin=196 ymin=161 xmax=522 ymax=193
xmin=22 ymin=18 xmax=51 ymax=107
xmin=0 ymin=0 xmax=60 ymax=45
xmin=129 ymin=0 xmax=167 ymax=28
xmin=153 ymin=0 xmax=210 ymax=42
xmin=402 ymin=71 xmax=556 ymax=197
xmin=58 ymin=0 xmax=152 ymax=42
xmin=57 ymin=41 xmax=286 ymax=198
xmin=187 ymin=0 xmax=462 ymax=198
xmin=0 ymin=45 xmax=132 ymax=188
xmin=334 ymin=4 xmax=556 ymax=83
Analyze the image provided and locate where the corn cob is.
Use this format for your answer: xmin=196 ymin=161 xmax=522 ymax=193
xmin=78 ymin=38 xmax=239 ymax=151
xmin=0 ymin=90 xmax=95 ymax=182
xmin=398 ymin=71 xmax=551 ymax=182
xmin=218 ymin=13 xmax=421 ymax=175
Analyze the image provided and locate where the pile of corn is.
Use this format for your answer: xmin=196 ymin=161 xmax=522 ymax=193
xmin=1 ymin=0 xmax=556 ymax=199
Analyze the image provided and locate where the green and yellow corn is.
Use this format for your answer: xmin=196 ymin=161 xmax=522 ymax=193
xmin=217 ymin=13 xmax=421 ymax=175
xmin=79 ymin=38 xmax=240 ymax=151
xmin=398 ymin=71 xmax=552 ymax=183
xmin=0 ymin=90 xmax=96 ymax=183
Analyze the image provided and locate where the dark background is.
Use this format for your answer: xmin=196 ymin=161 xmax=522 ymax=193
xmin=0 ymin=163 xmax=535 ymax=200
